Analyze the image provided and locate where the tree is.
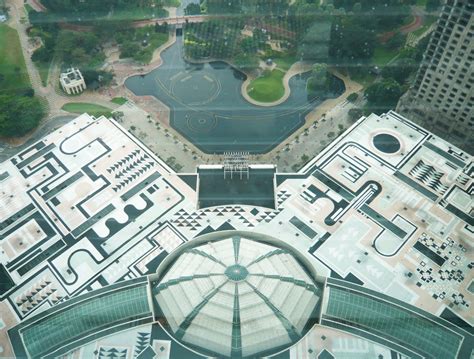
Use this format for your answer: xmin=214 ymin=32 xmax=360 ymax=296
xmin=207 ymin=0 xmax=242 ymax=14
xmin=112 ymin=111 xmax=124 ymax=122
xmin=307 ymin=63 xmax=329 ymax=92
xmin=55 ymin=31 xmax=103 ymax=67
xmin=32 ymin=46 xmax=54 ymax=63
xmin=364 ymin=78 xmax=403 ymax=114
xmin=155 ymin=22 xmax=168 ymax=33
xmin=120 ymin=41 xmax=141 ymax=59
xmin=329 ymin=18 xmax=376 ymax=64
xmin=234 ymin=53 xmax=260 ymax=72
xmin=348 ymin=108 xmax=363 ymax=122
xmin=426 ymin=0 xmax=441 ymax=11
xmin=386 ymin=32 xmax=406 ymax=50
xmin=381 ymin=58 xmax=416 ymax=84
xmin=307 ymin=63 xmax=335 ymax=98
xmin=347 ymin=93 xmax=358 ymax=102
xmin=240 ymin=36 xmax=258 ymax=54
xmin=184 ymin=3 xmax=201 ymax=15
xmin=41 ymin=0 xmax=165 ymax=16
xmin=0 ymin=95 xmax=44 ymax=137
xmin=298 ymin=20 xmax=332 ymax=62
xmin=82 ymin=69 xmax=113 ymax=88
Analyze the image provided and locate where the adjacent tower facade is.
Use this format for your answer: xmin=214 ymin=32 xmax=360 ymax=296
xmin=397 ymin=0 xmax=473 ymax=153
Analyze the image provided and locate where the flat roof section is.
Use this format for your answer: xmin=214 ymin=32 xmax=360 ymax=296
xmin=197 ymin=167 xmax=276 ymax=209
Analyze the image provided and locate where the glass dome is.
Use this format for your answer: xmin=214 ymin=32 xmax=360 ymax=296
xmin=152 ymin=231 xmax=322 ymax=358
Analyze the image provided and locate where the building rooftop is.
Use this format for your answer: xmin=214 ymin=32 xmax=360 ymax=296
xmin=1 ymin=110 xmax=472 ymax=358
xmin=152 ymin=231 xmax=322 ymax=358
xmin=60 ymin=67 xmax=84 ymax=85
xmin=321 ymin=279 xmax=465 ymax=359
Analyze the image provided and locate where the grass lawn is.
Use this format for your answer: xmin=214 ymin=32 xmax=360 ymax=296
xmin=372 ymin=47 xmax=398 ymax=66
xmin=111 ymin=97 xmax=128 ymax=105
xmin=62 ymin=102 xmax=113 ymax=117
xmin=162 ymin=0 xmax=181 ymax=7
xmin=247 ymin=69 xmax=285 ymax=103
xmin=141 ymin=32 xmax=169 ymax=63
xmin=349 ymin=70 xmax=376 ymax=88
xmin=120 ymin=28 xmax=169 ymax=64
xmin=412 ymin=15 xmax=437 ymax=37
xmin=0 ymin=24 xmax=31 ymax=94
xmin=273 ymin=54 xmax=298 ymax=72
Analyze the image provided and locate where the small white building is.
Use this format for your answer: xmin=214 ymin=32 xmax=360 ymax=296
xmin=0 ymin=14 xmax=7 ymax=22
xmin=60 ymin=68 xmax=86 ymax=95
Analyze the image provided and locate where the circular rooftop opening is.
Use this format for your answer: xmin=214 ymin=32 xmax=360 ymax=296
xmin=152 ymin=231 xmax=322 ymax=359
xmin=372 ymin=133 xmax=401 ymax=154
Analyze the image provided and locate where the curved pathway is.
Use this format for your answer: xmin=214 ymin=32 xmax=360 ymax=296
xmin=379 ymin=6 xmax=425 ymax=43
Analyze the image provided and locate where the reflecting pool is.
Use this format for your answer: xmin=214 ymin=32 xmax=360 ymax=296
xmin=125 ymin=34 xmax=345 ymax=153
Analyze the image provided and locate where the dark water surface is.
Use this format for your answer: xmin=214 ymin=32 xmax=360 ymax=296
xmin=125 ymin=35 xmax=344 ymax=153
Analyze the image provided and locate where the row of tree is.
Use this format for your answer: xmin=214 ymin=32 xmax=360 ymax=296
xmin=41 ymin=0 xmax=163 ymax=15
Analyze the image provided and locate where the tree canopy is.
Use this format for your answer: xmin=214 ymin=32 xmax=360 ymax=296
xmin=381 ymin=57 xmax=417 ymax=84
xmin=307 ymin=63 xmax=329 ymax=91
xmin=0 ymin=95 xmax=44 ymax=137
xmin=184 ymin=3 xmax=201 ymax=15
xmin=364 ymin=78 xmax=403 ymax=114
xmin=298 ymin=20 xmax=331 ymax=62
xmin=41 ymin=0 xmax=162 ymax=14
xmin=329 ymin=17 xmax=376 ymax=64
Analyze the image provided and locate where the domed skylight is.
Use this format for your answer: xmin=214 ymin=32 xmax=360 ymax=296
xmin=152 ymin=232 xmax=322 ymax=358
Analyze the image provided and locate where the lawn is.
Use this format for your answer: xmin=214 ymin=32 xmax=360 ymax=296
xmin=247 ymin=69 xmax=285 ymax=103
xmin=140 ymin=32 xmax=169 ymax=63
xmin=111 ymin=97 xmax=128 ymax=105
xmin=162 ymin=0 xmax=181 ymax=7
xmin=118 ymin=27 xmax=169 ymax=64
xmin=372 ymin=47 xmax=398 ymax=66
xmin=348 ymin=69 xmax=376 ymax=87
xmin=0 ymin=24 xmax=31 ymax=94
xmin=412 ymin=15 xmax=437 ymax=37
xmin=273 ymin=53 xmax=298 ymax=72
xmin=62 ymin=102 xmax=113 ymax=117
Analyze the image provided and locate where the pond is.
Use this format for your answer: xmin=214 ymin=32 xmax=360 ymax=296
xmin=125 ymin=34 xmax=345 ymax=154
